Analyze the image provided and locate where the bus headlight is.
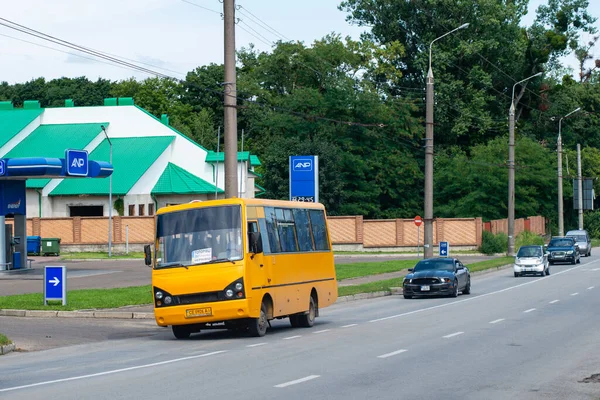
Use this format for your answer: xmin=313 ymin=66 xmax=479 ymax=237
xmin=164 ymin=296 xmax=173 ymax=305
xmin=235 ymin=282 xmax=243 ymax=291
xmin=155 ymin=291 xmax=163 ymax=300
xmin=225 ymin=289 xmax=234 ymax=298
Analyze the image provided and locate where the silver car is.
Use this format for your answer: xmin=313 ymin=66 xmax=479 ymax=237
xmin=514 ymin=245 xmax=549 ymax=277
xmin=566 ymin=229 xmax=591 ymax=257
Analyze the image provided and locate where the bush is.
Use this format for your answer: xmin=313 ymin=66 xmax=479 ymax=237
xmin=584 ymin=211 xmax=600 ymax=239
xmin=515 ymin=231 xmax=545 ymax=248
xmin=479 ymin=231 xmax=508 ymax=255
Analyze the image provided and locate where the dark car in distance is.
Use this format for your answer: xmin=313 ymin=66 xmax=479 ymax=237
xmin=546 ymin=237 xmax=580 ymax=265
xmin=402 ymin=257 xmax=471 ymax=299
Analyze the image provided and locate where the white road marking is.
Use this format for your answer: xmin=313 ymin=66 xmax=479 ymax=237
xmin=341 ymin=324 xmax=357 ymax=328
xmin=549 ymin=300 xmax=560 ymax=304
xmin=524 ymin=308 xmax=536 ymax=313
xmin=283 ymin=335 xmax=301 ymax=340
xmin=377 ymin=349 xmax=408 ymax=359
xmin=592 ymin=268 xmax=600 ymax=271
xmin=313 ymin=329 xmax=330 ymax=334
xmin=368 ymin=262 xmax=594 ymax=323
xmin=489 ymin=318 xmax=505 ymax=324
xmin=0 ymin=351 xmax=227 ymax=393
xmin=443 ymin=331 xmax=464 ymax=338
xmin=274 ymin=375 xmax=320 ymax=388
xmin=246 ymin=342 xmax=267 ymax=348
xmin=571 ymin=292 xmax=579 ymax=296
xmin=588 ymin=286 xmax=594 ymax=290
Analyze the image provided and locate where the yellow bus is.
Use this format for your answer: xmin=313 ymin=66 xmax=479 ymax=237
xmin=143 ymin=198 xmax=338 ymax=339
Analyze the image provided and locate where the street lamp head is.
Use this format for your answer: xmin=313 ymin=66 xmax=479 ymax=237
xmin=458 ymin=23 xmax=470 ymax=29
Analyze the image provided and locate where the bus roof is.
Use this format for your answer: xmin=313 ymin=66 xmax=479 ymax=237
xmin=156 ymin=198 xmax=326 ymax=215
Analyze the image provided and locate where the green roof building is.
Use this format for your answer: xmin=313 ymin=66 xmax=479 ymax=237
xmin=0 ymin=99 xmax=261 ymax=218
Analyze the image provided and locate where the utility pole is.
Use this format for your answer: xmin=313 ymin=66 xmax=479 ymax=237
xmin=557 ymin=133 xmax=564 ymax=236
xmin=507 ymin=72 xmax=542 ymax=256
xmin=577 ymin=144 xmax=583 ymax=229
xmin=223 ymin=0 xmax=238 ymax=198
xmin=423 ymin=23 xmax=469 ymax=259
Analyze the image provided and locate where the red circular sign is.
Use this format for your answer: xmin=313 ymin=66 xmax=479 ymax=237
xmin=414 ymin=216 xmax=422 ymax=227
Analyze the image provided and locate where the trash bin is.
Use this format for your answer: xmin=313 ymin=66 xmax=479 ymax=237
xmin=13 ymin=252 xmax=21 ymax=269
xmin=27 ymin=236 xmax=41 ymax=256
xmin=41 ymin=238 xmax=61 ymax=256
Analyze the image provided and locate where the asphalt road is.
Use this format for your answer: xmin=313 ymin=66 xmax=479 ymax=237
xmin=1 ymin=255 xmax=599 ymax=399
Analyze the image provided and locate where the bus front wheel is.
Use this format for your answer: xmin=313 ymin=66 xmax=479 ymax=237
xmin=298 ymin=296 xmax=316 ymax=328
xmin=249 ymin=303 xmax=268 ymax=337
xmin=172 ymin=325 xmax=191 ymax=339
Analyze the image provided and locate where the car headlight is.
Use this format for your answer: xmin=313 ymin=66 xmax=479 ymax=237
xmin=403 ymin=278 xmax=411 ymax=284
xmin=440 ymin=277 xmax=452 ymax=283
xmin=566 ymin=250 xmax=574 ymax=255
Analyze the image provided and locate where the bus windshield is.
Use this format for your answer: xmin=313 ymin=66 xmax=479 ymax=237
xmin=155 ymin=205 xmax=242 ymax=268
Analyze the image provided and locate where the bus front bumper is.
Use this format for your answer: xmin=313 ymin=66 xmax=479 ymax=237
xmin=154 ymin=299 xmax=251 ymax=327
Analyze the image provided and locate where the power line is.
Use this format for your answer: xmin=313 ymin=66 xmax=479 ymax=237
xmin=0 ymin=17 xmax=391 ymax=128
xmin=179 ymin=0 xmax=221 ymax=15
xmin=237 ymin=5 xmax=290 ymax=41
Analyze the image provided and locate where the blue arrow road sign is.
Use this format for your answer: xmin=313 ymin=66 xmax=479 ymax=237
xmin=0 ymin=159 xmax=5 ymax=176
xmin=44 ymin=266 xmax=67 ymax=305
xmin=439 ymin=241 xmax=449 ymax=257
xmin=66 ymin=149 xmax=89 ymax=177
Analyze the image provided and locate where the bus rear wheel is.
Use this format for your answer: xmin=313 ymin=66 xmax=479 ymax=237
xmin=249 ymin=303 xmax=268 ymax=337
xmin=297 ymin=296 xmax=316 ymax=328
xmin=172 ymin=325 xmax=192 ymax=339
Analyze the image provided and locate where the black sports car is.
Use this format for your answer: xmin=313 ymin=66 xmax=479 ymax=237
xmin=402 ymin=257 xmax=471 ymax=299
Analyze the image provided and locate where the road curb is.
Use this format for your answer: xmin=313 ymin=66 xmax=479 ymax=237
xmin=0 ymin=343 xmax=16 ymax=356
xmin=336 ymin=291 xmax=392 ymax=302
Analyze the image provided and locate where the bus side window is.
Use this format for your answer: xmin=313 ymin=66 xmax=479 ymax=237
xmin=248 ymin=221 xmax=258 ymax=252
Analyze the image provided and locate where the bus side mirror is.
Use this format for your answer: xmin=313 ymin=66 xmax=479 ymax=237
xmin=249 ymin=232 xmax=263 ymax=257
xmin=144 ymin=244 xmax=152 ymax=266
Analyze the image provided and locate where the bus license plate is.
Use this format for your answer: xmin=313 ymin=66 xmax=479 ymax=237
xmin=186 ymin=307 xmax=212 ymax=318
xmin=421 ymin=285 xmax=430 ymax=291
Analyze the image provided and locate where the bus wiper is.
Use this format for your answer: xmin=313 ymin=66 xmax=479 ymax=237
xmin=206 ymin=258 xmax=236 ymax=265
xmin=158 ymin=262 xmax=188 ymax=269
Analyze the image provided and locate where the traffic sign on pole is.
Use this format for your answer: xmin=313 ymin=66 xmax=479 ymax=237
xmin=414 ymin=216 xmax=423 ymax=227
xmin=44 ymin=266 xmax=67 ymax=305
xmin=439 ymin=241 xmax=449 ymax=257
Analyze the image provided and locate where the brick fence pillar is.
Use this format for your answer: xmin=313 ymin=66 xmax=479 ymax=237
xmin=73 ymin=217 xmax=81 ymax=243
xmin=355 ymin=216 xmax=363 ymax=245
xmin=32 ymin=217 xmax=41 ymax=236
xmin=113 ymin=216 xmax=122 ymax=243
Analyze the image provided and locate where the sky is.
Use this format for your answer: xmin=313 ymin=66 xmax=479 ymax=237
xmin=0 ymin=0 xmax=598 ymax=84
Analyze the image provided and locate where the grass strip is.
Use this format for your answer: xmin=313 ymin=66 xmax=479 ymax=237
xmin=60 ymin=252 xmax=144 ymax=260
xmin=337 ymin=256 xmax=514 ymax=297
xmin=0 ymin=334 xmax=11 ymax=346
xmin=335 ymin=260 xmax=415 ymax=280
xmin=0 ymin=285 xmax=152 ymax=311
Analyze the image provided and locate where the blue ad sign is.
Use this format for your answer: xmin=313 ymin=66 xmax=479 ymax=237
xmin=44 ymin=266 xmax=67 ymax=305
xmin=66 ymin=149 xmax=88 ymax=177
xmin=0 ymin=180 xmax=26 ymax=216
xmin=289 ymin=155 xmax=319 ymax=202
xmin=0 ymin=159 xmax=5 ymax=176
xmin=439 ymin=241 xmax=449 ymax=257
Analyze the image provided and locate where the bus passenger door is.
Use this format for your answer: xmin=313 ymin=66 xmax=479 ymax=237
xmin=247 ymin=221 xmax=274 ymax=313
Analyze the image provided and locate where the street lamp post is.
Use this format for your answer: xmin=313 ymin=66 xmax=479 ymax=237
xmin=507 ymin=72 xmax=542 ymax=256
xmin=557 ymin=107 xmax=581 ymax=236
xmin=424 ymin=22 xmax=469 ymax=259
xmin=101 ymin=125 xmax=113 ymax=257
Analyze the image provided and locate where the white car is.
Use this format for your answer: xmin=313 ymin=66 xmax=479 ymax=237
xmin=514 ymin=245 xmax=549 ymax=277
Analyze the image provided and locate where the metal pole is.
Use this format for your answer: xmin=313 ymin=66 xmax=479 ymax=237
xmin=239 ymin=129 xmax=244 ymax=198
xmin=215 ymin=127 xmax=220 ymax=199
xmin=423 ymin=23 xmax=469 ymax=259
xmin=108 ymin=141 xmax=112 ymax=257
xmin=558 ymin=107 xmax=581 ymax=235
xmin=507 ymin=72 xmax=542 ymax=256
xmin=417 ymin=225 xmax=420 ymax=258
xmin=577 ymin=144 xmax=583 ymax=229
xmin=0 ymin=216 xmax=5 ymax=271
xmin=508 ymin=100 xmax=516 ymax=256
xmin=223 ymin=0 xmax=238 ymax=198
xmin=557 ymin=124 xmax=564 ymax=236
